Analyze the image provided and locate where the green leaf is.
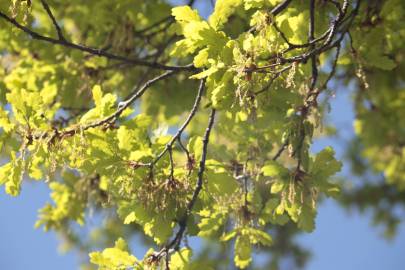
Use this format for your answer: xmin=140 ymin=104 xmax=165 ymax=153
xmin=270 ymin=180 xmax=285 ymax=194
xmin=0 ymin=154 xmax=23 ymax=196
xmin=190 ymin=66 xmax=218 ymax=79
xmin=172 ymin=6 xmax=201 ymax=23
xmin=220 ymin=229 xmax=238 ymax=242
xmin=262 ymin=161 xmax=289 ymax=178
xmin=118 ymin=202 xmax=151 ymax=225
xmin=209 ymin=0 xmax=243 ymax=30
xmin=0 ymin=162 xmax=13 ymax=186
xmin=28 ymin=154 xmax=44 ymax=180
xmin=311 ymin=147 xmax=342 ymax=182
xmin=209 ymin=70 xmax=234 ymax=109
xmin=0 ymin=108 xmax=14 ymax=133
xmin=198 ymin=209 xmax=226 ymax=237
xmin=80 ymin=85 xmax=117 ymax=123
xmin=89 ymin=238 xmax=137 ymax=270
xmin=188 ymin=136 xmax=204 ymax=161
xmin=84 ymin=56 xmax=108 ymax=69
xmin=242 ymin=227 xmax=273 ymax=246
xmin=92 ymin=85 xmax=103 ymax=107
xmin=234 ymin=235 xmax=252 ymax=269
xmin=297 ymin=204 xmax=316 ymax=232
xmin=193 ymin=48 xmax=210 ymax=68
xmin=260 ymin=198 xmax=289 ymax=225
xmin=244 ymin=0 xmax=269 ymax=10
xmin=372 ymin=55 xmax=396 ymax=70
xmin=35 ymin=178 xmax=85 ymax=230
xmin=206 ymin=170 xmax=238 ymax=195
xmin=143 ymin=216 xmax=173 ymax=245
xmin=170 ymin=248 xmax=192 ymax=270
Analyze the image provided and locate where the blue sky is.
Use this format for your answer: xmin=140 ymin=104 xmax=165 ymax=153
xmin=0 ymin=182 xmax=77 ymax=269
xmin=1 ymin=1 xmax=405 ymax=270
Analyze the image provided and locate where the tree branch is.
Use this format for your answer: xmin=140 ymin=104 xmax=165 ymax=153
xmin=308 ymin=0 xmax=318 ymax=91
xmin=38 ymin=70 xmax=177 ymax=144
xmin=271 ymin=0 xmax=292 ymax=17
xmin=152 ymin=79 xmax=206 ymax=165
xmin=40 ymin=0 xmax=64 ymax=40
xmin=168 ymin=108 xmax=216 ymax=250
xmin=0 ymin=11 xmax=196 ymax=71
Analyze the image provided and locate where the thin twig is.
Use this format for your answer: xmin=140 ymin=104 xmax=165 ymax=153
xmin=40 ymin=0 xmax=64 ymax=40
xmin=319 ymin=44 xmax=341 ymax=91
xmin=254 ymin=64 xmax=293 ymax=95
xmin=82 ymin=71 xmax=175 ymax=130
xmin=168 ymin=145 xmax=175 ymax=181
xmin=152 ymin=80 xmax=206 ymax=165
xmin=134 ymin=16 xmax=172 ymax=35
xmin=272 ymin=140 xmax=289 ymax=161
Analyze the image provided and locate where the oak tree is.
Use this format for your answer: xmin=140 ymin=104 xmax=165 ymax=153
xmin=1 ymin=0 xmax=404 ymax=269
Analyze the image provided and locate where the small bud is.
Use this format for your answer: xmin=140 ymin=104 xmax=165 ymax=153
xmin=118 ymin=101 xmax=126 ymax=110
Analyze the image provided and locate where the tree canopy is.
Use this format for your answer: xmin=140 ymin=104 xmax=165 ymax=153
xmin=0 ymin=0 xmax=404 ymax=269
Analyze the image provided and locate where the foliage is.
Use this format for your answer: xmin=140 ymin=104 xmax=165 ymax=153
xmin=0 ymin=0 xmax=404 ymax=269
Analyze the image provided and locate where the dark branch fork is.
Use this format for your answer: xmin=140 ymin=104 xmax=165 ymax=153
xmin=152 ymin=79 xmax=206 ymax=166
xmin=145 ymin=79 xmax=206 ymax=184
xmin=169 ymin=108 xmax=216 ymax=249
xmin=149 ymin=109 xmax=216 ymax=268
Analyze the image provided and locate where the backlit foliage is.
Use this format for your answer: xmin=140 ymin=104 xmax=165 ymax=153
xmin=1 ymin=0 xmax=404 ymax=269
